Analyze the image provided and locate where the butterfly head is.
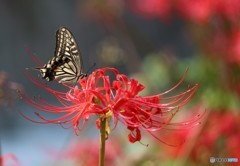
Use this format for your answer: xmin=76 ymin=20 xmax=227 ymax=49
xmin=35 ymin=67 xmax=55 ymax=81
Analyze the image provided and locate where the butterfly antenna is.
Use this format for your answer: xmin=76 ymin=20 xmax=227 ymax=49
xmin=86 ymin=63 xmax=96 ymax=75
xmin=25 ymin=67 xmax=42 ymax=71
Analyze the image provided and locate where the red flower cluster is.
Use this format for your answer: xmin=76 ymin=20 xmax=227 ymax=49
xmin=20 ymin=67 xmax=200 ymax=143
xmin=129 ymin=0 xmax=240 ymax=24
xmin=161 ymin=110 xmax=240 ymax=165
xmin=192 ymin=111 xmax=240 ymax=162
xmin=129 ymin=0 xmax=240 ymax=64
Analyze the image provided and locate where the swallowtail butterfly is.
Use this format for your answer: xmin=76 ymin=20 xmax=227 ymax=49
xmin=36 ymin=27 xmax=86 ymax=84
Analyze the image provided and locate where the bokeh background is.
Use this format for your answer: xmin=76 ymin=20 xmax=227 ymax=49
xmin=0 ymin=0 xmax=240 ymax=165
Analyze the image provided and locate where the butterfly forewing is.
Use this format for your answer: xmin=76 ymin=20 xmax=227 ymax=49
xmin=37 ymin=27 xmax=86 ymax=84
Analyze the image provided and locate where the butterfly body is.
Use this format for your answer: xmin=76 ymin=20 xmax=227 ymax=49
xmin=36 ymin=27 xmax=86 ymax=84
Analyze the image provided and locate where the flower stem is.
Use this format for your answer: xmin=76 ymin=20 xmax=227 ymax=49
xmin=99 ymin=118 xmax=106 ymax=166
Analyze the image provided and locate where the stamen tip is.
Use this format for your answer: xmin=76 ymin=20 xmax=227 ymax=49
xmin=139 ymin=141 xmax=149 ymax=147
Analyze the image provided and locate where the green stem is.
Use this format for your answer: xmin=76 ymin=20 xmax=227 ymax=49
xmin=99 ymin=118 xmax=106 ymax=166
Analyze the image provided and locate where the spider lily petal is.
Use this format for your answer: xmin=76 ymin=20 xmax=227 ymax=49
xmin=20 ymin=67 xmax=201 ymax=143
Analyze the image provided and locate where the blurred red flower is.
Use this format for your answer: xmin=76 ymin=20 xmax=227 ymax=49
xmin=229 ymin=30 xmax=240 ymax=63
xmin=129 ymin=0 xmax=240 ymax=23
xmin=129 ymin=0 xmax=172 ymax=20
xmin=62 ymin=139 xmax=121 ymax=166
xmin=206 ymin=28 xmax=240 ymax=64
xmin=192 ymin=111 xmax=240 ymax=163
xmin=0 ymin=153 xmax=20 ymax=166
xmin=215 ymin=0 xmax=240 ymax=23
xmin=176 ymin=0 xmax=214 ymax=23
xmin=79 ymin=0 xmax=124 ymax=27
xmin=20 ymin=67 xmax=200 ymax=143
xmin=127 ymin=0 xmax=240 ymax=66
xmin=164 ymin=111 xmax=240 ymax=165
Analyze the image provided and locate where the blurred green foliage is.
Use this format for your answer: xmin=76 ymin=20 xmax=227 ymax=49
xmin=133 ymin=53 xmax=240 ymax=111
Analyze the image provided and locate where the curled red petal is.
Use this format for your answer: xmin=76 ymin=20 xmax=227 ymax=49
xmin=128 ymin=127 xmax=141 ymax=143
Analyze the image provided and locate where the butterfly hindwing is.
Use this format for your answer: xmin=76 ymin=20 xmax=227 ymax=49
xmin=37 ymin=27 xmax=86 ymax=84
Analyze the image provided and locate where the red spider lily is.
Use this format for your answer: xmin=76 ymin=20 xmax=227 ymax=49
xmin=20 ymin=67 xmax=201 ymax=144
